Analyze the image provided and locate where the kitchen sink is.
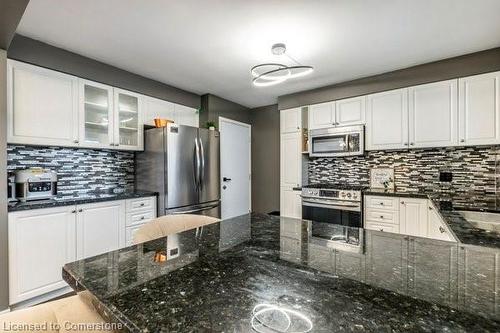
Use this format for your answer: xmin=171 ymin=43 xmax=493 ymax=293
xmin=459 ymin=211 xmax=500 ymax=232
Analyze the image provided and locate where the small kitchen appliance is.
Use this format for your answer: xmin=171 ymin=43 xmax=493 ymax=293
xmin=15 ymin=168 xmax=58 ymax=201
xmin=308 ymin=125 xmax=364 ymax=157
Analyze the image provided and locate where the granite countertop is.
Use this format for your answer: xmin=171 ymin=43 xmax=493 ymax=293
xmin=63 ymin=214 xmax=500 ymax=332
xmin=364 ymin=188 xmax=500 ymax=249
xmin=8 ymin=190 xmax=157 ymax=212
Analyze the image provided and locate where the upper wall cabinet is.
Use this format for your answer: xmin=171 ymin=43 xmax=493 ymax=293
xmin=335 ymin=96 xmax=365 ymax=126
xmin=114 ymin=88 xmax=143 ymax=150
xmin=458 ymin=71 xmax=500 ymax=146
xmin=143 ymin=96 xmax=199 ymax=128
xmin=366 ymin=88 xmax=409 ymax=151
xmin=308 ymin=97 xmax=365 ymax=130
xmin=280 ymin=107 xmax=302 ymax=133
xmin=308 ymin=102 xmax=335 ymax=130
xmin=408 ymin=79 xmax=458 ymax=148
xmin=7 ymin=60 xmax=79 ymax=147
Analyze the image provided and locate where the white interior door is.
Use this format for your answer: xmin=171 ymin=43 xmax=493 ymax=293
xmin=220 ymin=117 xmax=251 ymax=219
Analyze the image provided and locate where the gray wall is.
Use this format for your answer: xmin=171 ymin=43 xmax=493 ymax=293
xmin=278 ymin=47 xmax=500 ymax=109
xmin=8 ymin=35 xmax=200 ymax=109
xmin=0 ymin=49 xmax=9 ymax=310
xmin=250 ymin=105 xmax=280 ymax=213
xmin=200 ymin=94 xmax=251 ymax=127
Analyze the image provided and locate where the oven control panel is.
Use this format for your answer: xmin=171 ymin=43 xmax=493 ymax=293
xmin=302 ymin=188 xmax=361 ymax=202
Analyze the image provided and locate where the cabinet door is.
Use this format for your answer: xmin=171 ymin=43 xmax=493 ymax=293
xmin=408 ymin=237 xmax=458 ymax=307
xmin=459 ymin=71 xmax=500 ymax=146
xmin=409 ymin=79 xmax=458 ymax=148
xmin=114 ymin=88 xmax=143 ymax=150
xmin=144 ymin=96 xmax=175 ymax=126
xmin=280 ymin=132 xmax=301 ymax=187
xmin=308 ymin=102 xmax=335 ymax=130
xmin=427 ymin=203 xmax=454 ymax=241
xmin=8 ymin=206 xmax=76 ymax=304
xmin=335 ymin=96 xmax=365 ymax=126
xmin=175 ymin=104 xmax=199 ymax=127
xmin=7 ymin=60 xmax=79 ymax=147
xmin=334 ymin=250 xmax=366 ymax=283
xmin=76 ymin=200 xmax=126 ymax=260
xmin=400 ymin=198 xmax=428 ymax=237
xmin=280 ymin=188 xmax=302 ymax=218
xmin=280 ymin=108 xmax=302 ymax=133
xmin=79 ymin=79 xmax=114 ymax=149
xmin=365 ymin=88 xmax=409 ymax=150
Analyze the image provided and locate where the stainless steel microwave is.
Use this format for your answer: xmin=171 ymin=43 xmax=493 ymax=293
xmin=308 ymin=125 xmax=364 ymax=157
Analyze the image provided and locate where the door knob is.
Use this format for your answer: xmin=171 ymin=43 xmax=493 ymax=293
xmin=223 ymin=177 xmax=232 ymax=182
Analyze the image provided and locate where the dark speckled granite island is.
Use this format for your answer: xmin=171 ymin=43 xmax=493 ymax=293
xmin=63 ymin=213 xmax=500 ymax=332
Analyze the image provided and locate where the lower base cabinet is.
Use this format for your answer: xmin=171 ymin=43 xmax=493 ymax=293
xmin=280 ymin=187 xmax=301 ymax=218
xmin=8 ymin=197 xmax=156 ymax=305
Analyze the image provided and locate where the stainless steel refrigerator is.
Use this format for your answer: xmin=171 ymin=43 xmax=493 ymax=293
xmin=136 ymin=124 xmax=220 ymax=218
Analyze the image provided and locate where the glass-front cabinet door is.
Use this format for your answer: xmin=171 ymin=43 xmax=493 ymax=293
xmin=113 ymin=89 xmax=143 ymax=150
xmin=79 ymin=80 xmax=114 ymax=148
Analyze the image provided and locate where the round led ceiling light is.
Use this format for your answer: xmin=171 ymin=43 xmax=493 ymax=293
xmin=251 ymin=43 xmax=313 ymax=87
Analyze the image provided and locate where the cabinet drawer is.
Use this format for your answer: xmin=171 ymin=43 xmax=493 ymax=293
xmin=126 ymin=197 xmax=155 ymax=212
xmin=126 ymin=210 xmax=155 ymax=227
xmin=365 ymin=209 xmax=399 ymax=225
xmin=365 ymin=222 xmax=400 ymax=233
xmin=365 ymin=195 xmax=399 ymax=210
xmin=126 ymin=224 xmax=144 ymax=246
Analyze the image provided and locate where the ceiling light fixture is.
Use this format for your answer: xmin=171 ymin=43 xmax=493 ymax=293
xmin=251 ymin=43 xmax=313 ymax=87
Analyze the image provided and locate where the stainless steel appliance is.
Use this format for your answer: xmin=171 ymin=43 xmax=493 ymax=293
xmin=7 ymin=174 xmax=16 ymax=202
xmin=15 ymin=168 xmax=58 ymax=202
xmin=136 ymin=124 xmax=220 ymax=218
xmin=308 ymin=125 xmax=364 ymax=157
xmin=301 ymin=184 xmax=363 ymax=228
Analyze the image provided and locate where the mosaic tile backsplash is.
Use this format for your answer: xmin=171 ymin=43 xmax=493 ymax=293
xmin=7 ymin=145 xmax=135 ymax=196
xmin=308 ymin=146 xmax=500 ymax=209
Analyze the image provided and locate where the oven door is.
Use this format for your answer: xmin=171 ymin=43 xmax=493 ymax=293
xmin=302 ymin=198 xmax=362 ymax=228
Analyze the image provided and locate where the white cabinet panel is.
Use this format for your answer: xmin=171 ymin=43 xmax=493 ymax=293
xmin=409 ymin=80 xmax=458 ymax=148
xmin=427 ymin=203 xmax=454 ymax=241
xmin=335 ymin=96 xmax=365 ymax=126
xmin=8 ymin=206 xmax=76 ymax=304
xmin=280 ymin=187 xmax=301 ymax=219
xmin=76 ymin=201 xmax=126 ymax=260
xmin=459 ymin=71 xmax=500 ymax=146
xmin=400 ymin=198 xmax=428 ymax=238
xmin=7 ymin=60 xmax=79 ymax=147
xmin=114 ymin=88 xmax=143 ymax=150
xmin=366 ymin=88 xmax=409 ymax=150
xmin=144 ymin=96 xmax=175 ymax=126
xmin=308 ymin=102 xmax=335 ymax=130
xmin=280 ymin=132 xmax=301 ymax=187
xmin=175 ymin=104 xmax=199 ymax=127
xmin=280 ymin=108 xmax=302 ymax=133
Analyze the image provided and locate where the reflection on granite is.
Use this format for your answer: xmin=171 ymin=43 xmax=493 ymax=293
xmin=8 ymin=190 xmax=157 ymax=212
xmin=63 ymin=214 xmax=500 ymax=332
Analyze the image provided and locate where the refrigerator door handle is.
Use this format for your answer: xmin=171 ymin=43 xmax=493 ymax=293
xmin=194 ymin=138 xmax=200 ymax=190
xmin=198 ymin=136 xmax=205 ymax=191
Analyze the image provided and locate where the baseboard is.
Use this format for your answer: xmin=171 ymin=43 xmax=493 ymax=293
xmin=10 ymin=287 xmax=72 ymax=311
xmin=0 ymin=308 xmax=10 ymax=315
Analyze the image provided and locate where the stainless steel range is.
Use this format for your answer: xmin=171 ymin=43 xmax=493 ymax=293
xmin=301 ymin=184 xmax=364 ymax=228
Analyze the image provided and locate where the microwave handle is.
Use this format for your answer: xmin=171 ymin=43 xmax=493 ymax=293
xmin=345 ymin=134 xmax=349 ymax=151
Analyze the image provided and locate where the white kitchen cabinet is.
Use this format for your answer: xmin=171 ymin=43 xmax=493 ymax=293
xmin=8 ymin=206 xmax=76 ymax=304
xmin=79 ymin=79 xmax=114 ymax=149
xmin=280 ymin=187 xmax=302 ymax=219
xmin=400 ymin=198 xmax=428 ymax=237
xmin=114 ymin=88 xmax=144 ymax=150
xmin=144 ymin=96 xmax=175 ymax=126
xmin=280 ymin=107 xmax=302 ymax=133
xmin=7 ymin=60 xmax=79 ymax=147
xmin=409 ymin=79 xmax=458 ymax=148
xmin=459 ymin=71 xmax=500 ymax=146
xmin=280 ymin=132 xmax=302 ymax=187
xmin=365 ymin=88 xmax=409 ymax=150
xmin=308 ymin=102 xmax=335 ymax=130
xmin=335 ymin=96 xmax=365 ymax=126
xmin=175 ymin=104 xmax=199 ymax=127
xmin=76 ymin=200 xmax=126 ymax=260
xmin=427 ymin=202 xmax=454 ymax=241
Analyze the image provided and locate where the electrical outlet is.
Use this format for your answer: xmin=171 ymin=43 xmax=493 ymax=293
xmin=439 ymin=171 xmax=453 ymax=182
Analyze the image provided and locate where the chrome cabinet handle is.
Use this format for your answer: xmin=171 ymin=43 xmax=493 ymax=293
xmin=439 ymin=226 xmax=445 ymax=233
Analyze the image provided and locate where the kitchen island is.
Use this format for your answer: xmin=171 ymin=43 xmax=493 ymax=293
xmin=63 ymin=213 xmax=500 ymax=332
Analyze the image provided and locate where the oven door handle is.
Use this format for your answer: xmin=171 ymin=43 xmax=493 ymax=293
xmin=300 ymin=196 xmax=360 ymax=207
xmin=302 ymin=200 xmax=360 ymax=211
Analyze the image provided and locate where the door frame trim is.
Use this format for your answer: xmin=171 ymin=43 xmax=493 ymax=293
xmin=219 ymin=117 xmax=252 ymax=216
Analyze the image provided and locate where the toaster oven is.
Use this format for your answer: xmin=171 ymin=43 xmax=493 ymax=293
xmin=15 ymin=168 xmax=58 ymax=201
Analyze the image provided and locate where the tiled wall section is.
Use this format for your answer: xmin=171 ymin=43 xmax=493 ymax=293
xmin=7 ymin=145 xmax=135 ymax=196
xmin=308 ymin=146 xmax=500 ymax=209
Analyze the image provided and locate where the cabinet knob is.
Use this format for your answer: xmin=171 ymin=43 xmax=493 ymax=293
xmin=401 ymin=201 xmax=405 ymax=205
xmin=141 ymin=216 xmax=145 ymax=220
xmin=140 ymin=203 xmax=145 ymax=207
xmin=379 ymin=202 xmax=384 ymax=205
xmin=428 ymin=206 xmax=433 ymax=210
xmin=73 ymin=140 xmax=79 ymax=144
xmin=439 ymin=226 xmax=445 ymax=233
xmin=71 ymin=210 xmax=76 ymax=214
xmin=379 ymin=228 xmax=384 ymax=232
xmin=403 ymin=142 xmax=408 ymax=146
xmin=78 ymin=209 xmax=83 ymax=213
xmin=460 ymin=139 xmax=465 ymax=143
xmin=410 ymin=142 xmax=415 ymax=146
xmin=380 ymin=215 xmax=384 ymax=219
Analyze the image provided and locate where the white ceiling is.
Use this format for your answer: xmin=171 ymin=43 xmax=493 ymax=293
xmin=16 ymin=0 xmax=500 ymax=108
